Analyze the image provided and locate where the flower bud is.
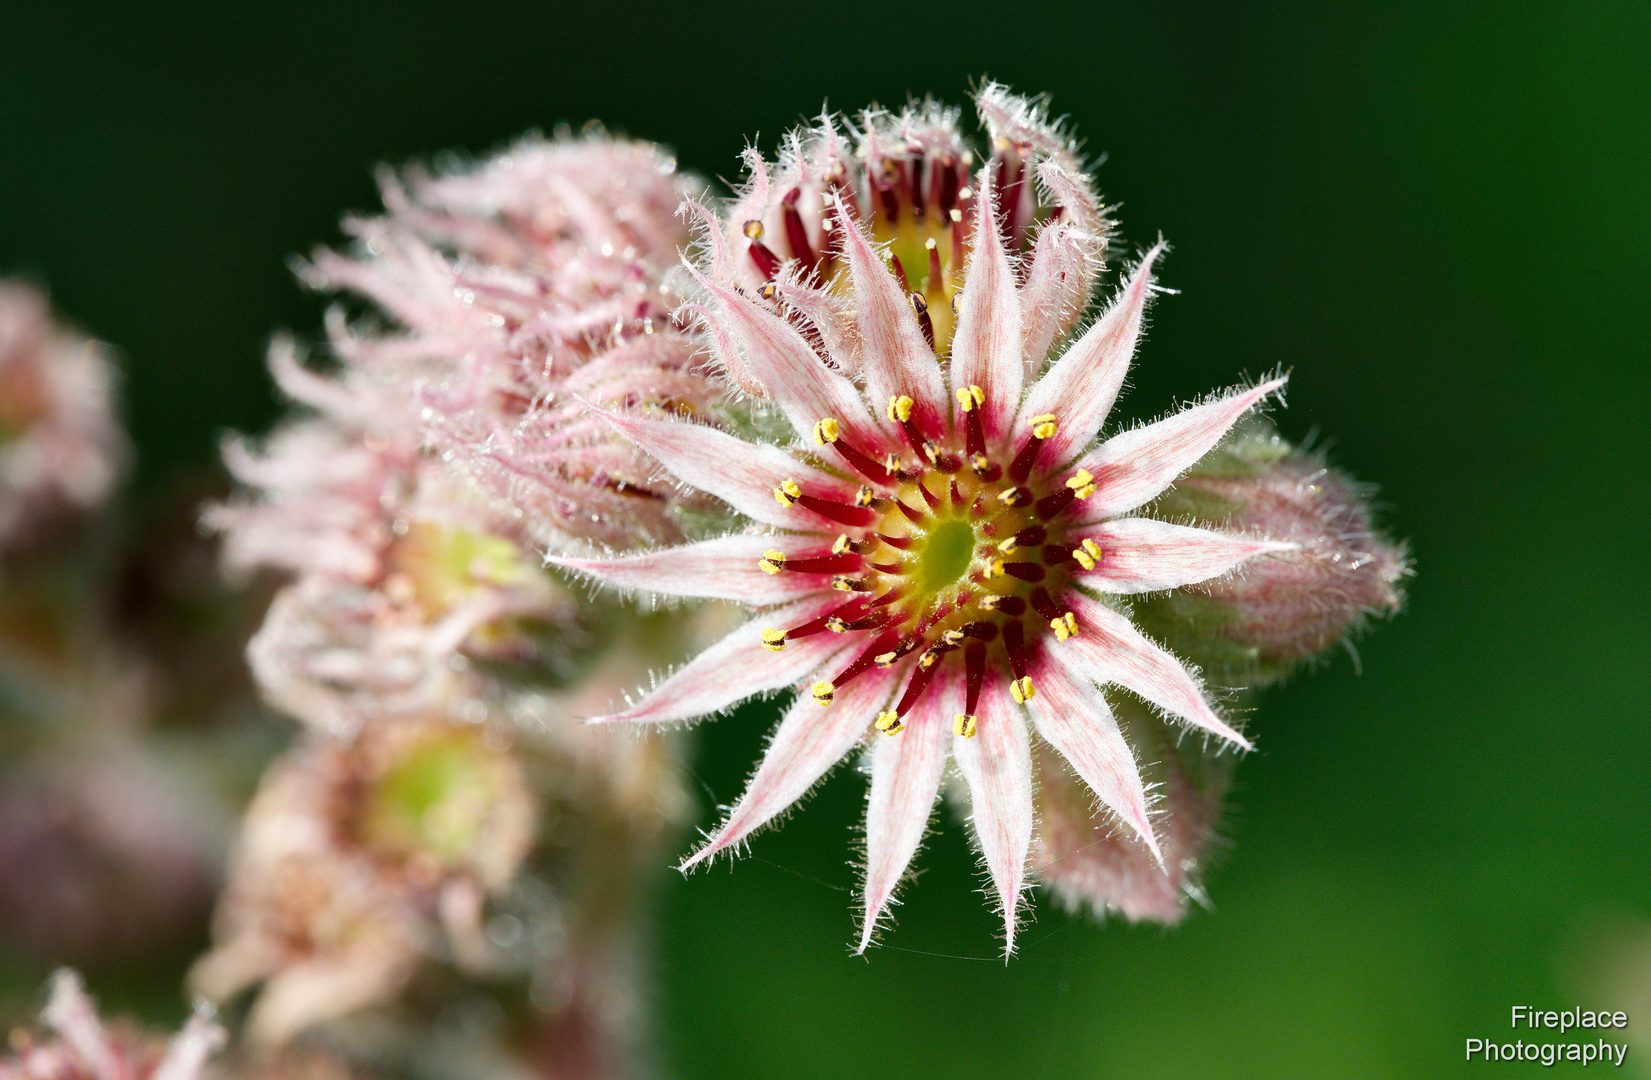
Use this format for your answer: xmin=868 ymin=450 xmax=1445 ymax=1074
xmin=1135 ymin=422 xmax=1408 ymax=685
xmin=0 ymin=969 xmax=225 ymax=1080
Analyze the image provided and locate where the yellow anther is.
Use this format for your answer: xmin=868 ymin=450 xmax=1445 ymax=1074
xmin=1072 ymin=545 xmax=1096 ymax=571
xmin=956 ymin=386 xmax=975 ymax=411
xmin=1009 ymin=675 xmax=1037 ymax=704
xmin=986 ymin=558 xmax=1005 ymax=578
xmin=1066 ymin=469 xmax=1097 ymax=500
xmin=918 ymin=649 xmax=941 ymax=670
xmin=1050 ymin=612 xmax=1078 ymax=641
xmin=922 ymin=440 xmax=940 ymax=464
xmin=954 ymin=714 xmax=978 ymax=738
xmin=883 ymin=451 xmax=905 ymax=473
xmin=854 ymin=485 xmax=876 ymax=508
xmin=774 ymin=478 xmax=802 ymax=507
xmin=941 ymin=629 xmax=965 ymax=647
xmin=887 ymin=395 xmax=914 ymax=423
xmin=925 ymin=237 xmax=938 ymax=251
xmin=743 ymin=219 xmax=765 ymax=239
xmin=979 ymin=594 xmax=1003 ymax=611
xmin=760 ymin=628 xmax=787 ymax=652
xmin=958 ymin=186 xmax=974 ymax=202
xmin=813 ymin=417 xmax=840 ymax=445
xmin=1031 ymin=413 xmax=1059 ymax=440
xmin=997 ymin=536 xmax=1019 ymax=555
xmin=759 ymin=283 xmax=779 ymax=301
xmin=812 ymin=681 xmax=836 ymax=706
xmin=910 ymin=292 xmax=929 ymax=315
xmin=831 ymin=575 xmax=858 ymax=592
xmin=949 ymin=207 xmax=964 ymax=223
xmin=996 ymin=486 xmax=1030 ymax=507
xmin=826 ymin=616 xmax=850 ymax=633
xmin=831 ymin=533 xmax=855 ymax=555
xmin=875 ymin=711 xmax=905 ymax=735
xmin=1082 ymin=538 xmax=1103 ymax=560
xmin=874 ymin=650 xmax=900 ymax=667
xmin=759 ymin=549 xmax=786 ymax=574
xmin=970 ymin=452 xmax=992 ymax=475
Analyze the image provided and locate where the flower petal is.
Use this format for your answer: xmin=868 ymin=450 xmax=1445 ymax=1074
xmin=857 ymin=671 xmax=954 ymax=953
xmin=949 ymin=182 xmax=1023 ymax=438
xmin=549 ymin=533 xmax=835 ymax=605
xmin=837 ymin=203 xmax=949 ymax=434
xmin=689 ymin=268 xmax=884 ymax=450
xmin=591 ymin=596 xmax=849 ymax=725
xmin=1019 ymin=216 xmax=1098 ymax=381
xmin=594 ymin=409 xmax=860 ymax=530
xmin=1061 ymin=593 xmax=1251 ymax=749
xmin=1015 ymin=242 xmax=1165 ymax=467
xmin=953 ymin=680 xmax=1033 ymax=955
xmin=1024 ymin=658 xmax=1162 ymax=865
xmin=1070 ymin=377 xmax=1287 ymax=521
xmin=682 ymin=663 xmax=901 ymax=868
xmin=1079 ymin=518 xmax=1295 ymax=594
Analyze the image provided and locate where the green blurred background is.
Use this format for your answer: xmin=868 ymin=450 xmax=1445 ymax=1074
xmin=3 ymin=1 xmax=1647 ymax=1076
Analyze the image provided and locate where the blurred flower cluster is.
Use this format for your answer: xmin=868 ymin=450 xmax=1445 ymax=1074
xmin=1 ymin=84 xmax=1406 ymax=1080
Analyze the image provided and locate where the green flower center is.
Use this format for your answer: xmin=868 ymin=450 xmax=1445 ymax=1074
xmin=913 ymin=517 xmax=975 ymax=597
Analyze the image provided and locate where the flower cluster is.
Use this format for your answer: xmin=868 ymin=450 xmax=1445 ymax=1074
xmin=0 ymin=970 xmax=224 ymax=1080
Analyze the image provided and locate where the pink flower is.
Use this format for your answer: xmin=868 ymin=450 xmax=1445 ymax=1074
xmin=553 ymin=88 xmax=1293 ymax=953
xmin=0 ymin=969 xmax=224 ymax=1080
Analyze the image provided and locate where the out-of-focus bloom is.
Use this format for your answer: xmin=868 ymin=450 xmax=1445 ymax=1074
xmin=303 ymin=134 xmax=724 ymax=554
xmin=0 ymin=969 xmax=224 ymax=1080
xmin=1134 ymin=422 xmax=1408 ymax=686
xmin=0 ymin=282 xmax=128 ymax=555
xmin=554 ymin=86 xmax=1294 ymax=953
xmin=190 ymin=718 xmax=534 ymax=1046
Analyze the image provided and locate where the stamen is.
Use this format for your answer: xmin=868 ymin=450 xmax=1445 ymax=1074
xmin=813 ymin=418 xmax=840 ymax=445
xmin=1050 ymin=612 xmax=1078 ymax=641
xmin=1043 ymin=544 xmax=1076 ymax=567
xmin=759 ymin=283 xmax=779 ymax=301
xmin=854 ymin=485 xmax=878 ymax=508
xmin=911 ymin=292 xmax=935 ymax=351
xmin=811 ymin=681 xmax=835 ymax=706
xmin=832 ymin=633 xmax=901 ymax=690
xmin=963 ymin=640 xmax=987 ymax=716
xmin=876 ymin=533 xmax=913 ymax=550
xmin=831 ymin=575 xmax=872 ymax=592
xmin=875 ymin=711 xmax=905 ymax=736
xmin=1002 ymin=562 xmax=1046 ymax=583
xmin=869 ymin=561 xmax=904 ymax=574
xmin=869 ymin=587 xmax=906 ymax=608
xmin=774 ymin=479 xmax=802 ymax=507
xmin=969 ymin=453 xmax=994 ymax=479
xmin=985 ymin=558 xmax=1005 ymax=579
xmin=996 ymin=486 xmax=1032 ymax=508
xmin=1034 ymin=487 xmax=1076 ymax=520
xmin=1016 ymin=525 xmax=1048 ymax=546
xmin=784 ymin=601 xmax=864 ymax=640
xmin=953 ymin=714 xmax=977 ymax=738
xmin=781 ymin=198 xmax=818 ymax=272
xmin=1003 ymin=620 xmax=1029 ymax=678
xmin=895 ymin=499 xmax=927 ymax=525
xmin=828 ymin=432 xmax=893 ymax=484
xmin=1030 ymin=414 xmax=1059 ymax=440
xmin=1009 ymin=675 xmax=1036 ymax=703
xmin=742 ymin=220 xmax=765 ymax=239
xmin=759 ymin=549 xmax=786 ymax=575
xmin=926 ymin=239 xmax=944 ymax=298
xmin=1066 ymin=469 xmax=1097 ymax=499
xmin=761 ymin=628 xmax=787 ymax=651
xmin=917 ymin=479 xmax=940 ymax=511
xmin=997 ymin=536 xmax=1019 ymax=555
xmin=1028 ymin=587 xmax=1061 ymax=622
xmin=887 ymin=395 xmax=914 ymax=423
xmin=781 ymin=552 xmax=862 ymax=574
xmin=795 ymin=493 xmax=879 ymax=527
xmin=747 ymin=240 xmax=781 ymax=280
xmin=874 ymin=640 xmax=916 ymax=667
xmin=956 ymin=386 xmax=987 ymax=458
xmin=1072 ymin=537 xmax=1103 ymax=570
xmin=1009 ymin=418 xmax=1055 ymax=482
xmin=889 ymin=252 xmax=911 ymax=294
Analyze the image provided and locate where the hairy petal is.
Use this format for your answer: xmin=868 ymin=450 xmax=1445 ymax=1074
xmin=1072 ymin=377 xmax=1287 ymax=521
xmin=949 ymin=182 xmax=1024 ymax=438
xmin=1080 ymin=518 xmax=1295 ymax=594
xmin=1063 ymin=593 xmax=1250 ymax=749
xmin=953 ymin=683 xmax=1034 ymax=954
xmin=549 ymin=533 xmax=833 ymax=604
xmin=594 ymin=409 xmax=859 ymax=530
xmin=1015 ymin=242 xmax=1165 ymax=465
xmin=682 ymin=665 xmax=901 ymax=868
xmin=859 ymin=672 xmax=956 ymax=953
xmin=1025 ymin=657 xmax=1163 ymax=865
xmin=836 ymin=204 xmax=949 ymax=434
xmin=592 ymin=597 xmax=848 ymax=725
xmin=1019 ymin=216 xmax=1098 ymax=380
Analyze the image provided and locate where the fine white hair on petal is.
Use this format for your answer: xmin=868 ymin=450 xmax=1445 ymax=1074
xmin=681 ymin=663 xmax=902 ymax=870
xmin=1072 ymin=376 xmax=1289 ymax=522
xmin=1078 ymin=517 xmax=1296 ymax=595
xmin=858 ymin=671 xmax=955 ymax=953
xmin=947 ymin=175 xmax=1024 ymax=439
xmin=952 ymin=686 xmax=1035 ymax=955
xmin=550 ymin=532 xmax=829 ymax=605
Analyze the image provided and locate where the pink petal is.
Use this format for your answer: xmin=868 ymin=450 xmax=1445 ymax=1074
xmin=1024 ymin=659 xmax=1163 ymax=865
xmin=858 ymin=672 xmax=955 ymax=953
xmin=952 ymin=679 xmax=1033 ymax=954
xmin=836 ymin=203 xmax=949 ymax=434
xmin=689 ymin=268 xmax=884 ymax=450
xmin=549 ymin=533 xmax=831 ymax=605
xmin=1018 ymin=217 xmax=1097 ymax=381
xmin=594 ymin=409 xmax=860 ymax=531
xmin=1061 ymin=593 xmax=1251 ymax=749
xmin=682 ymin=663 xmax=901 ymax=868
xmin=1015 ymin=242 xmax=1165 ymax=467
xmin=592 ymin=596 xmax=847 ymax=725
xmin=1078 ymin=518 xmax=1295 ymax=594
xmin=1071 ymin=377 xmax=1287 ymax=521
xmin=948 ymin=182 xmax=1023 ymax=438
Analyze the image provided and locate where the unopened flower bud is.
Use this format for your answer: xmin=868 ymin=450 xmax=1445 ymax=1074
xmin=1136 ymin=422 xmax=1408 ymax=685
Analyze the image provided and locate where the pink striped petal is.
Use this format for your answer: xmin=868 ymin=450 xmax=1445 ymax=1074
xmin=682 ymin=663 xmax=901 ymax=868
xmin=1061 ymin=593 xmax=1251 ymax=749
xmin=1018 ymin=218 xmax=1097 ymax=381
xmin=594 ymin=409 xmax=859 ymax=531
xmin=1071 ymin=377 xmax=1287 ymax=521
xmin=592 ymin=597 xmax=848 ymax=726
xmin=858 ymin=671 xmax=955 ymax=953
xmin=953 ymin=680 xmax=1033 ymax=954
xmin=1015 ymin=243 xmax=1165 ymax=467
xmin=689 ymin=268 xmax=884 ymax=450
xmin=837 ymin=204 xmax=949 ymax=434
xmin=1078 ymin=518 xmax=1295 ymax=594
xmin=1025 ymin=657 xmax=1163 ymax=865
xmin=549 ymin=533 xmax=832 ymax=605
xmin=948 ymin=183 xmax=1023 ymax=438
